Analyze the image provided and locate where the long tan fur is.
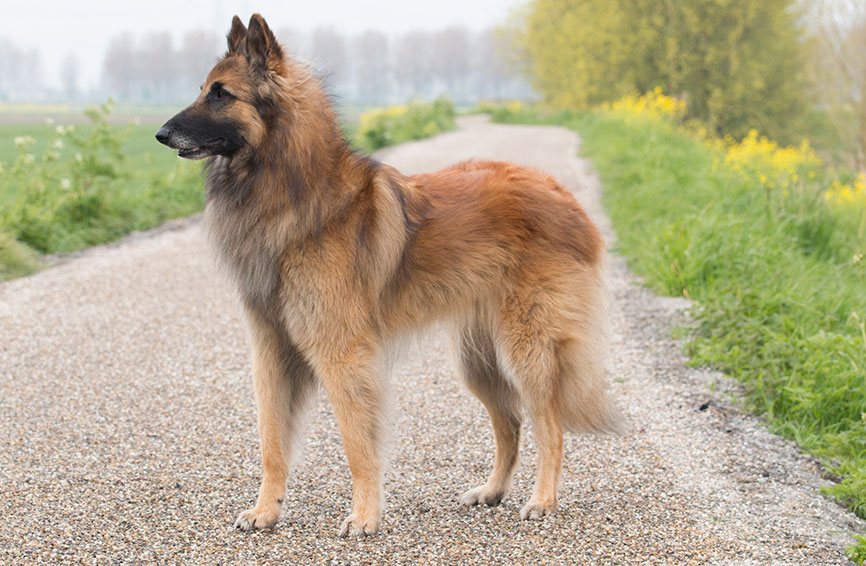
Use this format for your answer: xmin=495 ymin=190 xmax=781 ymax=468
xmin=157 ymin=14 xmax=622 ymax=537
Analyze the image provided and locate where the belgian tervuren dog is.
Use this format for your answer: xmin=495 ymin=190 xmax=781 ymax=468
xmin=156 ymin=14 xmax=620 ymax=537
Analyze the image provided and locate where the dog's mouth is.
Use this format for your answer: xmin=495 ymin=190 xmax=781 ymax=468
xmin=176 ymin=139 xmax=225 ymax=160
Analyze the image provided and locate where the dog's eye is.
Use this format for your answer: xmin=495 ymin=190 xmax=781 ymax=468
xmin=216 ymin=88 xmax=228 ymax=99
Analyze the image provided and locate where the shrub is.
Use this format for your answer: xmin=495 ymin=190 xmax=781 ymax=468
xmin=356 ymin=97 xmax=456 ymax=152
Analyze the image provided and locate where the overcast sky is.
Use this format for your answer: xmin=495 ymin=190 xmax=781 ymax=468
xmin=2 ymin=0 xmax=520 ymax=90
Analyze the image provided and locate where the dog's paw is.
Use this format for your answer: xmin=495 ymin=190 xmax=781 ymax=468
xmin=519 ymin=499 xmax=557 ymax=521
xmin=234 ymin=506 xmax=280 ymax=531
xmin=339 ymin=513 xmax=380 ymax=537
xmin=460 ymin=485 xmax=506 ymax=507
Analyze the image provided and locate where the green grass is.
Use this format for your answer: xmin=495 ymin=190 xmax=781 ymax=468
xmin=496 ymin=107 xmax=866 ymax=558
xmin=0 ymin=100 xmax=452 ymax=281
xmin=0 ymin=104 xmax=204 ymax=275
xmin=0 ymin=123 xmax=187 ymax=203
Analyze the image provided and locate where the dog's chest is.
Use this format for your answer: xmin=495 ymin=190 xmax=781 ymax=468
xmin=203 ymin=204 xmax=282 ymax=311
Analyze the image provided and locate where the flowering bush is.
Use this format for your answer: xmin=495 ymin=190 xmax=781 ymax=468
xmin=603 ymin=89 xmax=865 ymax=213
xmin=357 ymin=97 xmax=456 ymax=152
xmin=2 ymin=101 xmax=130 ymax=253
xmin=825 ymin=174 xmax=866 ymax=207
xmin=721 ymin=129 xmax=822 ymax=194
xmin=604 ymin=87 xmax=686 ymax=123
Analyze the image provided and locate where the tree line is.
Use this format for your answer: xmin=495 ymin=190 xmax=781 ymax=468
xmin=101 ymin=26 xmax=530 ymax=106
xmin=0 ymin=26 xmax=530 ymax=107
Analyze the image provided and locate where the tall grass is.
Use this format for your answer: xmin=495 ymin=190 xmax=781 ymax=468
xmin=494 ymin=99 xmax=866 ymax=559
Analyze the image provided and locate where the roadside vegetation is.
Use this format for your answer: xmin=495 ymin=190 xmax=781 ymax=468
xmin=354 ymin=97 xmax=456 ymax=152
xmin=0 ymin=101 xmax=202 ymax=280
xmin=489 ymin=93 xmax=866 ymax=562
xmin=497 ymin=1 xmax=866 ymax=559
xmin=0 ymin=98 xmax=456 ymax=281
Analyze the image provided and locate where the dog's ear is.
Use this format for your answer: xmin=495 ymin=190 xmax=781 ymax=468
xmin=246 ymin=13 xmax=284 ymax=76
xmin=227 ymin=15 xmax=247 ymax=56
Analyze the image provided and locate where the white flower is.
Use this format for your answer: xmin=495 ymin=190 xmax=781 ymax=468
xmin=60 ymin=178 xmax=71 ymax=189
xmin=75 ymin=153 xmax=83 ymax=163
xmin=14 ymin=136 xmax=34 ymax=149
xmin=55 ymin=125 xmax=66 ymax=136
xmin=53 ymin=138 xmax=64 ymax=150
xmin=22 ymin=153 xmax=35 ymax=165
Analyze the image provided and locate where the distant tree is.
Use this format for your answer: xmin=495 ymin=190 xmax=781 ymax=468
xmin=393 ymin=30 xmax=434 ymax=99
xmin=0 ymin=39 xmax=16 ymax=99
xmin=473 ymin=28 xmax=514 ymax=100
xmin=430 ymin=27 xmax=472 ymax=103
xmin=0 ymin=39 xmax=43 ymax=101
xmin=139 ymin=32 xmax=176 ymax=102
xmin=309 ymin=26 xmax=349 ymax=93
xmin=352 ymin=30 xmax=390 ymax=104
xmin=103 ymin=33 xmax=136 ymax=100
xmin=520 ymin=0 xmax=811 ymax=141
xmin=60 ymin=52 xmax=79 ymax=100
xmin=178 ymin=30 xmax=221 ymax=94
xmin=812 ymin=0 xmax=866 ymax=171
xmin=276 ymin=27 xmax=307 ymax=61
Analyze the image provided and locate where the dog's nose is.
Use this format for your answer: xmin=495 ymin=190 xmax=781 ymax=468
xmin=155 ymin=126 xmax=171 ymax=145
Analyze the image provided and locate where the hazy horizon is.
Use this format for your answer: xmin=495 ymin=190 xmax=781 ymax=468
xmin=2 ymin=0 xmax=519 ymax=92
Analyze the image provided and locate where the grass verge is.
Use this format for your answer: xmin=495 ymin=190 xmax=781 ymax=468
xmin=495 ymin=105 xmax=866 ymax=560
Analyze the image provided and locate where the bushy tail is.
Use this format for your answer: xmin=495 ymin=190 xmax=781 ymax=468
xmin=557 ymin=272 xmax=626 ymax=434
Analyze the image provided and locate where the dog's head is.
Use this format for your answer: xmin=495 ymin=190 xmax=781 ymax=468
xmin=155 ymin=14 xmax=288 ymax=160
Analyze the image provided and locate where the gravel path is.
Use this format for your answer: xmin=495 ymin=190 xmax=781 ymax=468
xmin=0 ymin=115 xmax=861 ymax=565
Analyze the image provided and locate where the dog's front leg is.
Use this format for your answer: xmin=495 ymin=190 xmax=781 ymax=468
xmin=235 ymin=307 xmax=315 ymax=531
xmin=315 ymin=340 xmax=386 ymax=537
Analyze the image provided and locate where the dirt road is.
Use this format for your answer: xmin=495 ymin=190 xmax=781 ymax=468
xmin=0 ymin=116 xmax=859 ymax=565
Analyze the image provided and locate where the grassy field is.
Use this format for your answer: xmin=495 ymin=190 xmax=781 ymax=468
xmin=488 ymin=98 xmax=866 ymax=561
xmin=0 ymin=122 xmax=184 ymax=202
xmin=0 ymin=104 xmax=204 ymax=279
xmin=0 ymin=99 xmax=456 ymax=281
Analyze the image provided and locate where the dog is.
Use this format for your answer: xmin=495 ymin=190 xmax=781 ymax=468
xmin=156 ymin=13 xmax=621 ymax=537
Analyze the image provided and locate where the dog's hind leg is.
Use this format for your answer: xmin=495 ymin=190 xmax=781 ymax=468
xmin=496 ymin=291 xmax=565 ymax=521
xmin=456 ymin=322 xmax=522 ymax=507
xmin=312 ymin=338 xmax=387 ymax=537
xmin=235 ymin=307 xmax=316 ymax=531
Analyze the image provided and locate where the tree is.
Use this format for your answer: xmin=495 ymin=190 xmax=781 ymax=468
xmin=178 ymin=30 xmax=221 ymax=94
xmin=430 ymin=27 xmax=472 ymax=103
xmin=310 ymin=26 xmax=349 ymax=94
xmin=276 ymin=27 xmax=307 ymax=61
xmin=393 ymin=30 xmax=434 ymax=99
xmin=519 ymin=0 xmax=811 ymax=140
xmin=0 ymin=39 xmax=43 ymax=101
xmin=812 ymin=0 xmax=866 ymax=171
xmin=139 ymin=32 xmax=176 ymax=102
xmin=352 ymin=30 xmax=390 ymax=104
xmin=102 ymin=33 xmax=136 ymax=100
xmin=60 ymin=52 xmax=79 ymax=100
